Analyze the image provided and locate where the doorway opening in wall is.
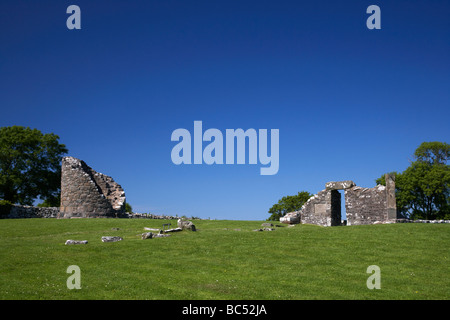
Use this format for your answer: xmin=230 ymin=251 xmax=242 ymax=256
xmin=338 ymin=190 xmax=347 ymax=225
xmin=330 ymin=190 xmax=343 ymax=226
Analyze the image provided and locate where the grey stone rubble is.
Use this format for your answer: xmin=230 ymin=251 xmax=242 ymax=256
xmin=164 ymin=227 xmax=183 ymax=233
xmin=65 ymin=240 xmax=88 ymax=245
xmin=101 ymin=236 xmax=123 ymax=242
xmin=141 ymin=232 xmax=172 ymax=239
xmin=254 ymin=227 xmax=275 ymax=231
xmin=153 ymin=233 xmax=171 ymax=238
xmin=261 ymin=223 xmax=274 ymax=227
xmin=279 ymin=211 xmax=300 ymax=224
xmin=141 ymin=219 xmax=197 ymax=238
xmin=178 ymin=218 xmax=196 ymax=231
xmin=141 ymin=232 xmax=153 ymax=240
xmin=64 ymin=219 xmax=197 ymax=244
xmin=253 ymin=222 xmax=277 ymax=231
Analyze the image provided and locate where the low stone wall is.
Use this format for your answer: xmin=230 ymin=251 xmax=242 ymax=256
xmin=127 ymin=213 xmax=180 ymax=219
xmin=5 ymin=205 xmax=59 ymax=219
xmin=394 ymin=219 xmax=450 ymax=224
xmin=1 ymin=206 xmax=191 ymax=220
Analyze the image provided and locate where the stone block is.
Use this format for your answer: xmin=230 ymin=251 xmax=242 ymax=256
xmin=325 ymin=180 xmax=356 ymax=190
xmin=314 ymin=204 xmax=327 ymax=214
xmin=65 ymin=240 xmax=88 ymax=245
xmin=101 ymin=236 xmax=123 ymax=242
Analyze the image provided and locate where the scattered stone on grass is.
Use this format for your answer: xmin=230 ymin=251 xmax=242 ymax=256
xmin=144 ymin=227 xmax=160 ymax=231
xmin=65 ymin=240 xmax=88 ymax=245
xmin=141 ymin=232 xmax=172 ymax=239
xmin=253 ymin=227 xmax=275 ymax=232
xmin=101 ymin=236 xmax=123 ymax=242
xmin=164 ymin=227 xmax=182 ymax=233
xmin=153 ymin=233 xmax=171 ymax=238
xmin=141 ymin=232 xmax=153 ymax=240
xmin=177 ymin=218 xmax=196 ymax=231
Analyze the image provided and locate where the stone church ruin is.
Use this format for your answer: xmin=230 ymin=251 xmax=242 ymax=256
xmin=59 ymin=156 xmax=127 ymax=218
xmin=280 ymin=174 xmax=397 ymax=226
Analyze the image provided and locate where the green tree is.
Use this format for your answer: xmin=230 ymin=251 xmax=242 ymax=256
xmin=414 ymin=141 xmax=450 ymax=165
xmin=402 ymin=161 xmax=449 ymax=219
xmin=37 ymin=193 xmax=61 ymax=207
xmin=124 ymin=202 xmax=133 ymax=213
xmin=377 ymin=141 xmax=449 ymax=220
xmin=0 ymin=126 xmax=68 ymax=205
xmin=268 ymin=191 xmax=312 ymax=221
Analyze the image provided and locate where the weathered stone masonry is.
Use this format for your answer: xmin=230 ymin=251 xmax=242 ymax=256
xmin=281 ymin=174 xmax=398 ymax=226
xmin=59 ymin=156 xmax=126 ymax=218
xmin=5 ymin=205 xmax=59 ymax=219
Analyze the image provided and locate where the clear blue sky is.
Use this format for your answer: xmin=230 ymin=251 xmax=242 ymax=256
xmin=1 ymin=1 xmax=449 ymax=220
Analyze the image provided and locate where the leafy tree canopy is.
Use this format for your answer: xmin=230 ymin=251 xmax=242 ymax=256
xmin=0 ymin=126 xmax=68 ymax=205
xmin=376 ymin=141 xmax=449 ymax=220
xmin=267 ymin=191 xmax=312 ymax=221
xmin=124 ymin=202 xmax=133 ymax=213
xmin=414 ymin=141 xmax=449 ymax=165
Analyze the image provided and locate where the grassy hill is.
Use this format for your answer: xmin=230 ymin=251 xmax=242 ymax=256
xmin=0 ymin=218 xmax=448 ymax=300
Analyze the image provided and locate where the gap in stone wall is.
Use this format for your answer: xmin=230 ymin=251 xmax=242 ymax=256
xmin=338 ymin=190 xmax=347 ymax=222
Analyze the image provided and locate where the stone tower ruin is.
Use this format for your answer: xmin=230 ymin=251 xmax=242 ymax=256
xmin=59 ymin=156 xmax=126 ymax=218
xmin=280 ymin=174 xmax=397 ymax=226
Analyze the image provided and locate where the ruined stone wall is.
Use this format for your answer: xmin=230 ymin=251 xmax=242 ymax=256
xmin=299 ymin=189 xmax=341 ymax=227
xmin=385 ymin=173 xmax=397 ymax=220
xmin=299 ymin=190 xmax=329 ymax=226
xmin=345 ymin=185 xmax=388 ymax=225
xmin=91 ymin=171 xmax=126 ymax=211
xmin=59 ymin=156 xmax=126 ymax=218
xmin=281 ymin=176 xmax=397 ymax=227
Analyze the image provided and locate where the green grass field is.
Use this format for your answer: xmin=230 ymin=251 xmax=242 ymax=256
xmin=0 ymin=218 xmax=448 ymax=300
